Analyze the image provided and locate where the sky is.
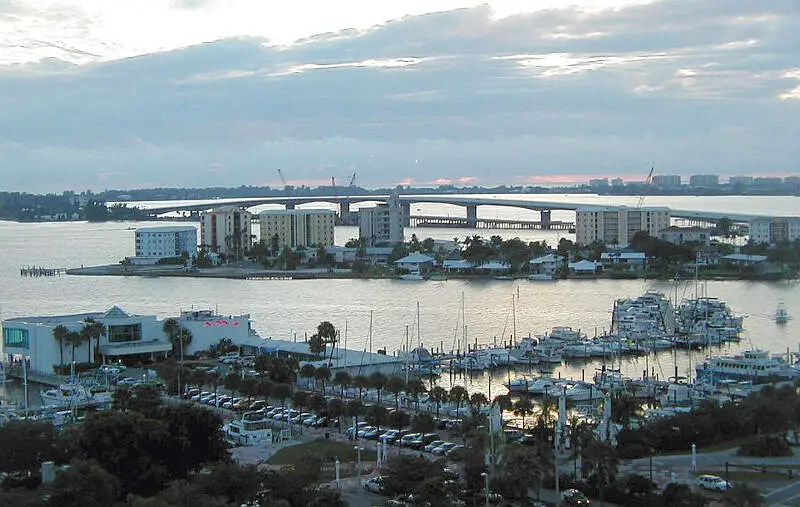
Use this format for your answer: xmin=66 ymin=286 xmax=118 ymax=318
xmin=0 ymin=0 xmax=798 ymax=192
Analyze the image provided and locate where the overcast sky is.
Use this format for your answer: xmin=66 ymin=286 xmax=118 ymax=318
xmin=1 ymin=0 xmax=798 ymax=192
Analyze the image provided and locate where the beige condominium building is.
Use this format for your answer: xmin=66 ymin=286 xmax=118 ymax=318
xmin=258 ymin=209 xmax=335 ymax=249
xmin=575 ymin=206 xmax=671 ymax=246
xmin=199 ymin=206 xmax=253 ymax=258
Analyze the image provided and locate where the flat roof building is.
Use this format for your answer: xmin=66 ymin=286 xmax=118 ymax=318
xmin=749 ymin=217 xmax=800 ymax=245
xmin=359 ymin=194 xmax=404 ymax=247
xmin=258 ymin=209 xmax=335 ymax=250
xmin=575 ymin=206 xmax=670 ymax=247
xmin=133 ymin=226 xmax=197 ymax=264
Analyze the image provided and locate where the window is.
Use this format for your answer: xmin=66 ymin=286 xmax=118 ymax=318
xmin=3 ymin=328 xmax=29 ymax=348
xmin=107 ymin=324 xmax=142 ymax=343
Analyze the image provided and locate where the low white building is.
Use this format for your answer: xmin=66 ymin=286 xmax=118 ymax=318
xmin=568 ymin=260 xmax=599 ymax=275
xmin=658 ymin=226 xmax=711 ymax=246
xmin=1 ymin=306 xmax=259 ymax=374
xmin=394 ymin=253 xmax=436 ymax=273
xmin=529 ymin=254 xmax=564 ymax=276
xmin=132 ymin=226 xmax=198 ymax=264
xmin=600 ymin=252 xmax=647 ymax=271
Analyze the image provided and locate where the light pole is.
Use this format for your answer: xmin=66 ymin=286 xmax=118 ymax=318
xmin=355 ymin=445 xmax=363 ymax=488
xmin=481 ymin=472 xmax=489 ymax=507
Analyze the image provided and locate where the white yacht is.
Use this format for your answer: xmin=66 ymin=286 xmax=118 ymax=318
xmin=40 ymin=381 xmax=112 ymax=408
xmin=562 ymin=382 xmax=605 ymax=402
xmin=526 ymin=377 xmax=564 ymax=396
xmin=224 ymin=411 xmax=273 ymax=446
xmin=696 ymin=349 xmax=800 ymax=382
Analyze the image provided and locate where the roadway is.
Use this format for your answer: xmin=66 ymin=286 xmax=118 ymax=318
xmin=127 ymin=194 xmax=796 ymax=223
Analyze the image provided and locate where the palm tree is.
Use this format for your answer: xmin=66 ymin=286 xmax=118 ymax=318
xmin=66 ymin=330 xmax=84 ymax=365
xmin=333 ymin=371 xmax=351 ymax=397
xmin=385 ymin=376 xmax=406 ymax=411
xmin=314 ymin=365 xmax=332 ymax=394
xmin=469 ymin=392 xmax=489 ymax=413
xmin=52 ymin=325 xmax=69 ymax=368
xmin=299 ymin=364 xmax=316 ymax=389
xmin=406 ymin=379 xmax=427 ymax=411
xmin=513 ymin=397 xmax=535 ymax=429
xmin=449 ymin=385 xmax=469 ymax=416
xmin=492 ymin=394 xmax=513 ymax=412
xmin=582 ymin=441 xmax=620 ymax=504
xmin=82 ymin=317 xmax=106 ymax=364
xmin=611 ymin=393 xmax=642 ymax=430
xmin=429 ymin=386 xmax=448 ymax=419
xmin=369 ymin=372 xmax=387 ymax=405
xmin=353 ymin=375 xmax=369 ymax=401
xmin=540 ymin=394 xmax=557 ymax=426
xmin=162 ymin=318 xmax=179 ymax=346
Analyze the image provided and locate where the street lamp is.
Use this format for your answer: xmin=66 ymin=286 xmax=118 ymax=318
xmin=481 ymin=472 xmax=489 ymax=507
xmin=355 ymin=445 xmax=363 ymax=488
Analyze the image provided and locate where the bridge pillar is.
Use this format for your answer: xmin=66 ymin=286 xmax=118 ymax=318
xmin=466 ymin=204 xmax=478 ymax=228
xmin=339 ymin=200 xmax=350 ymax=219
xmin=401 ymin=202 xmax=411 ymax=227
xmin=541 ymin=210 xmax=552 ymax=230
xmin=285 ymin=201 xmax=295 ymax=210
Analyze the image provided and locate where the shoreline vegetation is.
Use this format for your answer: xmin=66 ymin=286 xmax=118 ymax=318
xmin=66 ymin=263 xmax=797 ymax=281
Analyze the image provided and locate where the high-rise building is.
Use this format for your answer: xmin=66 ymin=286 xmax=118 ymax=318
xmin=133 ymin=226 xmax=197 ymax=264
xmin=199 ymin=207 xmax=253 ymax=259
xmin=575 ymin=206 xmax=671 ymax=246
xmin=258 ymin=209 xmax=335 ymax=250
xmin=728 ymin=176 xmax=753 ymax=186
xmin=359 ymin=194 xmax=405 ymax=247
xmin=652 ymin=175 xmax=682 ymax=187
xmin=689 ymin=174 xmax=719 ymax=187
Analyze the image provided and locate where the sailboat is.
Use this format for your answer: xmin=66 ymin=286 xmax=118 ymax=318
xmin=775 ymin=304 xmax=788 ymax=324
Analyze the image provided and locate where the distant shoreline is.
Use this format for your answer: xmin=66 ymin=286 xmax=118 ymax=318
xmin=65 ymin=264 xmax=793 ymax=282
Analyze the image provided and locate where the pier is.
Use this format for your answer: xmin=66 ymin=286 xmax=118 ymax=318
xmin=20 ymin=266 xmax=67 ymax=277
xmin=409 ymin=215 xmax=575 ymax=230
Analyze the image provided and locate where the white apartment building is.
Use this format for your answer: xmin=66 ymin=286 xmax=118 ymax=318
xmin=199 ymin=207 xmax=253 ymax=259
xmin=689 ymin=174 xmax=719 ymax=187
xmin=132 ymin=226 xmax=198 ymax=264
xmin=658 ymin=226 xmax=711 ymax=246
xmin=575 ymin=206 xmax=671 ymax=246
xmin=652 ymin=175 xmax=682 ymax=188
xmin=1 ymin=306 xmax=259 ymax=373
xmin=749 ymin=217 xmax=800 ymax=245
xmin=359 ymin=195 xmax=404 ymax=247
xmin=258 ymin=209 xmax=335 ymax=250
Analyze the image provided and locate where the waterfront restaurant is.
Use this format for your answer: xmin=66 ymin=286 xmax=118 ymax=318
xmin=1 ymin=306 xmax=257 ymax=374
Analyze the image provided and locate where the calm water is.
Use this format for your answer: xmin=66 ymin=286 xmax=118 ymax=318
xmin=1 ymin=194 xmax=799 ymax=400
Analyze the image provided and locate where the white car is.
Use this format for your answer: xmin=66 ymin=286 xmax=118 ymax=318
xmin=363 ymin=476 xmax=386 ymax=494
xmin=696 ymin=475 xmax=731 ymax=491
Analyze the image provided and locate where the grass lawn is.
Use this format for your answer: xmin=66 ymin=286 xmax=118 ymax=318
xmin=267 ymin=438 xmax=378 ymax=466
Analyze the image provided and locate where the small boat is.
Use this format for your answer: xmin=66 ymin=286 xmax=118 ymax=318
xmin=775 ymin=304 xmax=788 ymax=324
xmin=526 ymin=377 xmax=564 ymax=396
xmin=399 ymin=273 xmax=425 ymax=281
xmin=504 ymin=376 xmax=534 ymax=393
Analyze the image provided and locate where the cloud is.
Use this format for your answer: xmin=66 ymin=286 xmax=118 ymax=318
xmin=0 ymin=1 xmax=798 ymax=191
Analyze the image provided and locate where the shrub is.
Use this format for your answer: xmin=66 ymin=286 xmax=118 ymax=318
xmin=737 ymin=435 xmax=792 ymax=457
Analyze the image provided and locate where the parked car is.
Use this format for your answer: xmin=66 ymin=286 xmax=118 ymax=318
xmin=346 ymin=422 xmax=368 ymax=437
xmin=424 ymin=440 xmax=446 ymax=453
xmin=363 ymin=476 xmax=386 ymax=494
xmin=116 ymin=377 xmax=139 ymax=387
xmin=431 ymin=442 xmax=458 ymax=455
xmin=311 ymin=416 xmax=327 ymax=428
xmin=183 ymin=388 xmax=201 ymax=399
xmin=378 ymin=430 xmax=400 ymax=444
xmin=562 ymin=489 xmax=590 ymax=505
xmin=696 ymin=475 xmax=731 ymax=491
xmin=399 ymin=433 xmax=422 ymax=447
xmin=249 ymin=400 xmax=267 ymax=411
xmin=445 ymin=445 xmax=465 ymax=459
xmin=357 ymin=426 xmax=377 ymax=438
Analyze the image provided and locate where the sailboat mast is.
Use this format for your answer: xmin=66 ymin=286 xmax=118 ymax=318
xmin=416 ymin=301 xmax=421 ymax=349
xmin=512 ymin=293 xmax=517 ymax=347
xmin=368 ymin=310 xmax=373 ymax=365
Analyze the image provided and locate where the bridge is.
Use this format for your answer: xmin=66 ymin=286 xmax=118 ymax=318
xmin=129 ymin=194 xmax=795 ymax=229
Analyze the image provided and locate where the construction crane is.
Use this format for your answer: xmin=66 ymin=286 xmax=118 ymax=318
xmin=331 ymin=176 xmax=336 ymax=189
xmin=636 ymin=166 xmax=654 ymax=208
xmin=276 ymin=168 xmax=288 ymax=188
xmin=349 ymin=171 xmax=356 ymax=187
